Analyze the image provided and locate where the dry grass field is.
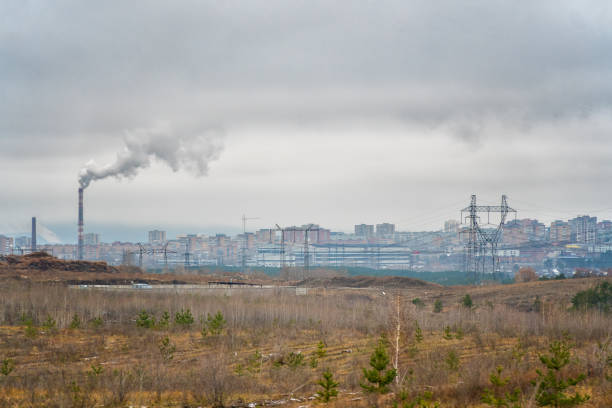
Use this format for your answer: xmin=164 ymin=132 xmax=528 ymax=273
xmin=0 ymin=256 xmax=610 ymax=407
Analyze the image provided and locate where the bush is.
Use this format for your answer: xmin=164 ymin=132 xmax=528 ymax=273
xmin=286 ymin=352 xmax=305 ymax=369
xmin=433 ymin=299 xmax=443 ymax=313
xmin=69 ymin=314 xmax=81 ymax=329
xmin=89 ymin=316 xmax=104 ymax=328
xmin=461 ymin=294 xmax=473 ymax=308
xmin=316 ymin=341 xmax=327 ymax=358
xmin=158 ymin=336 xmax=176 ymax=362
xmin=412 ymin=298 xmax=425 ymax=308
xmin=415 ymin=321 xmax=424 ymax=343
xmin=481 ymin=366 xmax=521 ymax=408
xmin=202 ymin=311 xmax=226 ymax=336
xmin=42 ymin=316 xmax=57 ymax=333
xmin=445 ymin=350 xmax=459 ymax=371
xmin=136 ymin=310 xmax=156 ymax=328
xmin=361 ymin=336 xmax=396 ymax=394
xmin=157 ymin=311 xmax=170 ymax=329
xmin=316 ymin=369 xmax=339 ymax=403
xmin=571 ymin=282 xmax=612 ymax=313
xmin=175 ymin=308 xmax=194 ymax=326
xmin=533 ymin=339 xmax=590 ymax=407
xmin=395 ymin=390 xmax=440 ymax=408
xmin=1 ymin=359 xmax=15 ymax=376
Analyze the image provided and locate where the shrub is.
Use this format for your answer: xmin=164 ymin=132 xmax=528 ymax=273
xmin=136 ymin=310 xmax=156 ymax=328
xmin=42 ymin=315 xmax=57 ymax=333
xmin=157 ymin=311 xmax=170 ymax=329
xmin=533 ymin=339 xmax=590 ymax=407
xmin=22 ymin=316 xmax=38 ymax=338
xmin=571 ymin=282 xmax=612 ymax=313
xmin=461 ymin=294 xmax=473 ymax=308
xmin=175 ymin=308 xmax=194 ymax=326
xmin=202 ymin=311 xmax=226 ymax=336
xmin=316 ymin=341 xmax=327 ymax=358
xmin=287 ymin=352 xmax=305 ymax=368
xmin=158 ymin=336 xmax=176 ymax=362
xmin=1 ymin=359 xmax=15 ymax=376
xmin=247 ymin=350 xmax=263 ymax=374
xmin=481 ymin=366 xmax=521 ymax=408
xmin=69 ymin=314 xmax=81 ymax=329
xmin=316 ymin=369 xmax=339 ymax=403
xmin=412 ymin=298 xmax=425 ymax=308
xmin=415 ymin=321 xmax=424 ymax=343
xmin=433 ymin=299 xmax=443 ymax=313
xmin=395 ymin=390 xmax=440 ymax=408
xmin=89 ymin=316 xmax=104 ymax=328
xmin=445 ymin=350 xmax=459 ymax=371
xmin=361 ymin=336 xmax=397 ymax=394
xmin=443 ymin=326 xmax=453 ymax=340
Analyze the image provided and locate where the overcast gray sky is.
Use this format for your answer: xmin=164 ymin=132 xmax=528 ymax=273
xmin=2 ymin=1 xmax=612 ymax=242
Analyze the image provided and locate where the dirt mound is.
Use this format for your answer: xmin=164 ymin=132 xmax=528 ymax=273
xmin=297 ymin=275 xmax=441 ymax=289
xmin=2 ymin=252 xmax=119 ymax=273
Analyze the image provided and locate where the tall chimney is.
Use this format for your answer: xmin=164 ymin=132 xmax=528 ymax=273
xmin=78 ymin=187 xmax=84 ymax=260
xmin=31 ymin=217 xmax=37 ymax=253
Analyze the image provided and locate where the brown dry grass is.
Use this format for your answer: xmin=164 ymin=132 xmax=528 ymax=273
xmin=0 ymin=272 xmax=610 ymax=407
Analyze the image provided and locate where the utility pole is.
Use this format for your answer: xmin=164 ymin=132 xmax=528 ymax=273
xmin=184 ymin=239 xmax=190 ymax=268
xmin=138 ymin=243 xmax=144 ymax=268
xmin=241 ymin=214 xmax=259 ymax=275
xmin=275 ymin=224 xmax=286 ymax=269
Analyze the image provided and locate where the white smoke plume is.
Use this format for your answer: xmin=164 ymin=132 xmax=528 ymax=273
xmin=78 ymin=124 xmax=223 ymax=189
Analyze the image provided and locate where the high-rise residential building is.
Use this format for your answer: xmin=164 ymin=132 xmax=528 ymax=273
xmin=597 ymin=220 xmax=612 ymax=243
xmin=444 ymin=220 xmax=460 ymax=233
xmin=376 ymin=223 xmax=395 ymax=238
xmin=569 ymin=216 xmax=597 ymax=244
xmin=148 ymin=230 xmax=167 ymax=245
xmin=256 ymin=229 xmax=275 ymax=243
xmin=354 ymin=224 xmax=374 ymax=238
xmin=84 ymin=233 xmax=100 ymax=246
xmin=0 ymin=235 xmax=13 ymax=255
xmin=502 ymin=219 xmax=545 ymax=245
xmin=549 ymin=220 xmax=571 ymax=243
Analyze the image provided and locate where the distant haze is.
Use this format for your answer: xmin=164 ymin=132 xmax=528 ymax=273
xmin=2 ymin=1 xmax=612 ymax=242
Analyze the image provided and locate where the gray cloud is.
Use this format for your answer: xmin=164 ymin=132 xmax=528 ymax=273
xmin=2 ymin=1 xmax=612 ymax=237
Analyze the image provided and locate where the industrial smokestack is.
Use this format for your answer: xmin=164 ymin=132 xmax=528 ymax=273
xmin=78 ymin=187 xmax=84 ymax=260
xmin=31 ymin=217 xmax=37 ymax=253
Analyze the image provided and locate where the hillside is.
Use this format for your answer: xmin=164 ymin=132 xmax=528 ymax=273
xmin=297 ymin=274 xmax=442 ymax=289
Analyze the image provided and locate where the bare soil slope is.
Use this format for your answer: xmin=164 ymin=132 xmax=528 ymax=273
xmin=0 ymin=252 xmax=264 ymax=285
xmin=297 ymin=274 xmax=441 ymax=289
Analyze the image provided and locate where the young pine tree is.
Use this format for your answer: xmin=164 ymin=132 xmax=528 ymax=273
xmin=533 ymin=339 xmax=590 ymax=407
xmin=316 ymin=369 xmax=339 ymax=403
xmin=361 ymin=337 xmax=397 ymax=394
xmin=481 ymin=366 xmax=521 ymax=408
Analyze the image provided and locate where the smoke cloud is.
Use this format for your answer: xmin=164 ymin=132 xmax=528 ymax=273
xmin=78 ymin=124 xmax=223 ymax=189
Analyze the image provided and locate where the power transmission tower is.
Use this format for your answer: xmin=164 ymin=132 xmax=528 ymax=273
xmin=461 ymin=195 xmax=516 ymax=283
xmin=303 ymin=224 xmax=320 ymax=279
xmin=241 ymin=214 xmax=259 ymax=274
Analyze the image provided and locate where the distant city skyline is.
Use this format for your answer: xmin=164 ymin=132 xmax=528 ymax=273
xmin=2 ymin=2 xmax=612 ymax=245
xmin=1 ymin=208 xmax=611 ymax=245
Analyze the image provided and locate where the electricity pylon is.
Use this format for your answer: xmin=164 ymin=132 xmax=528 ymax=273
xmin=461 ymin=195 xmax=516 ymax=283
